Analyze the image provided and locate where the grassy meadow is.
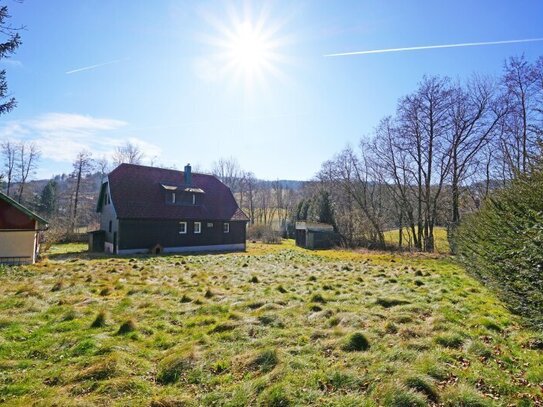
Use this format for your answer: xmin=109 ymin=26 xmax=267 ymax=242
xmin=0 ymin=240 xmax=542 ymax=406
xmin=384 ymin=227 xmax=450 ymax=254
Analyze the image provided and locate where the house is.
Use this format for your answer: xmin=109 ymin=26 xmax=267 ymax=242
xmin=295 ymin=221 xmax=337 ymax=249
xmin=0 ymin=192 xmax=48 ymax=265
xmin=90 ymin=163 xmax=249 ymax=254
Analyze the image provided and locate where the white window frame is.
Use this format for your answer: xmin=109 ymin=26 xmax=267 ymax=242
xmin=223 ymin=222 xmax=230 ymax=233
xmin=179 ymin=221 xmax=187 ymax=234
xmin=194 ymin=222 xmax=201 ymax=234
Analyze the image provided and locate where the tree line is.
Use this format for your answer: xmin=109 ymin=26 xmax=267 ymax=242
xmin=313 ymin=55 xmax=543 ymax=252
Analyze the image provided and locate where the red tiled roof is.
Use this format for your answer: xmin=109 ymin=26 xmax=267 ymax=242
xmin=107 ymin=164 xmax=249 ymax=222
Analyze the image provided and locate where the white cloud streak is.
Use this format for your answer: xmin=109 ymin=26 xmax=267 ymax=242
xmin=324 ymin=37 xmax=543 ymax=57
xmin=65 ymin=58 xmax=127 ymax=74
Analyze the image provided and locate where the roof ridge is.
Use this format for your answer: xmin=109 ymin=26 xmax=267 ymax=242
xmin=112 ymin=163 xmax=212 ymax=178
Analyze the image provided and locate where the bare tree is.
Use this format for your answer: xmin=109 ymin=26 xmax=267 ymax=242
xmin=212 ymin=157 xmax=242 ymax=193
xmin=95 ymin=156 xmax=110 ymax=183
xmin=112 ymin=142 xmax=144 ymax=166
xmin=447 ymin=76 xmax=505 ymax=226
xmin=1 ymin=139 xmax=16 ymax=195
xmin=243 ymin=171 xmax=257 ymax=224
xmin=397 ymin=76 xmax=453 ymax=251
xmin=16 ymin=141 xmax=40 ymax=202
xmin=501 ymin=55 xmax=539 ymax=174
xmin=71 ymin=150 xmax=94 ymax=232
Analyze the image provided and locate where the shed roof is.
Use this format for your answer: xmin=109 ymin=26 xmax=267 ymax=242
xmin=0 ymin=192 xmax=48 ymax=227
xmin=295 ymin=221 xmax=334 ymax=232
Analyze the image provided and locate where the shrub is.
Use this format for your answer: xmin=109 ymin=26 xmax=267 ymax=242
xmin=342 ymin=332 xmax=370 ymax=352
xmin=117 ymin=319 xmax=136 ymax=335
xmin=454 ymin=169 xmax=543 ymax=329
xmin=442 ymin=384 xmax=491 ymax=407
xmin=435 ymin=333 xmax=464 ymax=349
xmin=258 ymin=384 xmax=290 ymax=407
xmin=310 ymin=293 xmax=326 ymax=304
xmin=91 ymin=311 xmax=107 ymax=328
xmin=248 ymin=349 xmax=279 ymax=373
xmin=247 ymin=224 xmax=282 ymax=244
xmin=156 ymin=350 xmax=195 ymax=384
xmin=51 ymin=281 xmax=63 ymax=292
xmin=75 ymin=355 xmax=118 ymax=382
xmin=404 ymin=375 xmax=439 ymax=402
xmin=375 ymin=297 xmax=410 ymax=308
xmin=381 ymin=384 xmax=427 ymax=407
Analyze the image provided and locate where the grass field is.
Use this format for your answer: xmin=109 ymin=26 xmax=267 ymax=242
xmin=1 ymin=241 xmax=542 ymax=405
xmin=384 ymin=227 xmax=450 ymax=253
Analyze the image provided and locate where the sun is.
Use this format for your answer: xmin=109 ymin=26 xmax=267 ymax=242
xmin=200 ymin=5 xmax=289 ymax=90
xmin=227 ymin=22 xmax=269 ymax=75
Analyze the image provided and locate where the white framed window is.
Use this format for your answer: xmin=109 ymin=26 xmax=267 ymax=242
xmin=194 ymin=222 xmax=201 ymax=234
xmin=179 ymin=221 xmax=187 ymax=234
xmin=223 ymin=222 xmax=230 ymax=233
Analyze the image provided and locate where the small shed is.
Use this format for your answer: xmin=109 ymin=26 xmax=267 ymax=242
xmin=295 ymin=222 xmax=336 ymax=249
xmin=0 ymin=192 xmax=48 ymax=265
xmin=88 ymin=230 xmax=105 ymax=252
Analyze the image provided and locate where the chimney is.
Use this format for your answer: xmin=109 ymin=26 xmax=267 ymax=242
xmin=184 ymin=163 xmax=192 ymax=185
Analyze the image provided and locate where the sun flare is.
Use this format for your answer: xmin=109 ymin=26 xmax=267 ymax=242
xmin=230 ymin=22 xmax=272 ymax=75
xmin=201 ymin=6 xmax=289 ymax=89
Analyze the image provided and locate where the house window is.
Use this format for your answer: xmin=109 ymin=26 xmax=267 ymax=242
xmin=192 ymin=194 xmax=196 ymax=205
xmin=179 ymin=221 xmax=187 ymax=234
xmin=223 ymin=222 xmax=230 ymax=233
xmin=171 ymin=192 xmax=176 ymax=204
xmin=108 ymin=220 xmax=112 ymax=233
xmin=207 ymin=222 xmax=213 ymax=228
xmin=194 ymin=222 xmax=201 ymax=234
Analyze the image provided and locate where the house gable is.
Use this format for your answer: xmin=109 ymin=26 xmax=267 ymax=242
xmin=0 ymin=192 xmax=47 ymax=230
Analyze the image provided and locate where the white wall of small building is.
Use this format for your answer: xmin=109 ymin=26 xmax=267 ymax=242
xmin=0 ymin=231 xmax=37 ymax=263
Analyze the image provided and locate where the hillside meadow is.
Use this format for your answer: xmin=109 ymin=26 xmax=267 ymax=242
xmin=0 ymin=241 xmax=542 ymax=406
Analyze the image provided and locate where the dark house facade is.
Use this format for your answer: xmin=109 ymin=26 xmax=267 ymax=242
xmin=91 ymin=163 xmax=249 ymax=254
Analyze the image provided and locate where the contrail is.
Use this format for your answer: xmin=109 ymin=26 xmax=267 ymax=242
xmin=324 ymin=38 xmax=543 ymax=57
xmin=65 ymin=58 xmax=126 ymax=74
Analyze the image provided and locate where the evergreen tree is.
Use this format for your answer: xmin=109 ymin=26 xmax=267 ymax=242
xmin=39 ymin=179 xmax=57 ymax=217
xmin=296 ymin=199 xmax=310 ymax=221
xmin=316 ymin=190 xmax=335 ymax=227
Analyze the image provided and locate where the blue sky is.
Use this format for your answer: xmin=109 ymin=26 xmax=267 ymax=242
xmin=2 ymin=0 xmax=543 ymax=180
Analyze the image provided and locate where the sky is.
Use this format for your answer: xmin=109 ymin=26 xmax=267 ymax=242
xmin=1 ymin=0 xmax=543 ymax=180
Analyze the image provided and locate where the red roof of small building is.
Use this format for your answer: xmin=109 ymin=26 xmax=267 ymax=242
xmin=106 ymin=163 xmax=249 ymax=222
xmin=0 ymin=192 xmax=48 ymax=230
